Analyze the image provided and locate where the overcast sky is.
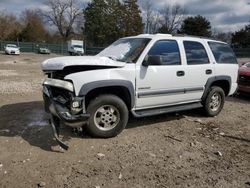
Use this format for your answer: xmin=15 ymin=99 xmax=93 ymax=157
xmin=0 ymin=0 xmax=249 ymax=32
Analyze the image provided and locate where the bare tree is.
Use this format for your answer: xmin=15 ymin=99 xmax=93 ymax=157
xmin=19 ymin=9 xmax=49 ymax=42
xmin=212 ymin=29 xmax=232 ymax=44
xmin=149 ymin=11 xmax=163 ymax=34
xmin=141 ymin=0 xmax=153 ymax=33
xmin=159 ymin=3 xmax=186 ymax=34
xmin=41 ymin=0 xmax=83 ymax=41
xmin=0 ymin=11 xmax=21 ymax=40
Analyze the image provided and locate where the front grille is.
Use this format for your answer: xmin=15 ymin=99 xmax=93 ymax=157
xmin=49 ymin=86 xmax=73 ymax=108
xmin=239 ymin=75 xmax=250 ymax=86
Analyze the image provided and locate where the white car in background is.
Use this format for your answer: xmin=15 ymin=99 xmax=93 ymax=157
xmin=5 ymin=44 xmax=20 ymax=55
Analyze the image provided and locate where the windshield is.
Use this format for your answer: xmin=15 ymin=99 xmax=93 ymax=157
xmin=73 ymin=45 xmax=83 ymax=48
xmin=244 ymin=62 xmax=250 ymax=67
xmin=7 ymin=44 xmax=18 ymax=48
xmin=98 ymin=38 xmax=151 ymax=63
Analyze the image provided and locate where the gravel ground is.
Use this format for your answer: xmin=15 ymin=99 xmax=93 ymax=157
xmin=0 ymin=53 xmax=250 ymax=188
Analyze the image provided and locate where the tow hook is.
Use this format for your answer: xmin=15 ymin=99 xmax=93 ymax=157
xmin=50 ymin=118 xmax=69 ymax=150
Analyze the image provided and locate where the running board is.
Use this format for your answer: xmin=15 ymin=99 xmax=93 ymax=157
xmin=132 ymin=102 xmax=203 ymax=118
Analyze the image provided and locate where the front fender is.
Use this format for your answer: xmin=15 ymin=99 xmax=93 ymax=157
xmin=64 ymin=65 xmax=136 ymax=96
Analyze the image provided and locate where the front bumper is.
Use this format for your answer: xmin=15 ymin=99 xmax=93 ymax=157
xmin=5 ymin=50 xmax=20 ymax=55
xmin=43 ymin=92 xmax=90 ymax=123
xmin=43 ymin=78 xmax=90 ymax=149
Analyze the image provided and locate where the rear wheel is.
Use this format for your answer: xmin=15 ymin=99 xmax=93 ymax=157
xmin=203 ymin=86 xmax=225 ymax=117
xmin=86 ymin=95 xmax=128 ymax=138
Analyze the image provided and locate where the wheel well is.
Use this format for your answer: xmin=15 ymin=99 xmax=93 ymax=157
xmin=211 ymin=80 xmax=230 ymax=96
xmin=85 ymin=86 xmax=132 ymax=110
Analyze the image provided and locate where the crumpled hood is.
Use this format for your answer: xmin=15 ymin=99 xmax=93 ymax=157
xmin=42 ymin=56 xmax=126 ymax=71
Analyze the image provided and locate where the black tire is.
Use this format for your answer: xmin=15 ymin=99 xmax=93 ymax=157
xmin=203 ymin=86 xmax=225 ymax=117
xmin=86 ymin=95 xmax=129 ymax=138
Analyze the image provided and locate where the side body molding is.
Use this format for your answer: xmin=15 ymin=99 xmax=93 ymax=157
xmin=79 ymin=80 xmax=135 ymax=108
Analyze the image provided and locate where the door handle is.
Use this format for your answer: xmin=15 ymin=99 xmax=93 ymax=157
xmin=206 ymin=69 xmax=212 ymax=75
xmin=177 ymin=71 xmax=185 ymax=77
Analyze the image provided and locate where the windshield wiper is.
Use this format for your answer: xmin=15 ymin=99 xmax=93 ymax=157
xmin=107 ymin=56 xmax=125 ymax=63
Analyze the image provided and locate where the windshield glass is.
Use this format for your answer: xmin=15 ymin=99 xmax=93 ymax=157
xmin=73 ymin=45 xmax=83 ymax=48
xmin=7 ymin=44 xmax=18 ymax=48
xmin=244 ymin=62 xmax=250 ymax=67
xmin=98 ymin=38 xmax=151 ymax=63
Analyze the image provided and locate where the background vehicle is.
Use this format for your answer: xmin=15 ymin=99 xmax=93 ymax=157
xmin=238 ymin=62 xmax=250 ymax=94
xmin=4 ymin=44 xmax=20 ymax=55
xmin=42 ymin=34 xmax=238 ymax=149
xmin=67 ymin=40 xmax=84 ymax=55
xmin=39 ymin=47 xmax=51 ymax=54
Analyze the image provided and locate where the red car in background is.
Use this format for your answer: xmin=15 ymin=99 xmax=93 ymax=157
xmin=238 ymin=62 xmax=250 ymax=94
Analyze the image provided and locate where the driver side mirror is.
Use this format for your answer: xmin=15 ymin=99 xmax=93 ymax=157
xmin=142 ymin=55 xmax=162 ymax=66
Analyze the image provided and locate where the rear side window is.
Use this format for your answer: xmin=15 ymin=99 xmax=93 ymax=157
xmin=208 ymin=42 xmax=237 ymax=64
xmin=184 ymin=41 xmax=209 ymax=65
xmin=148 ymin=40 xmax=181 ymax=65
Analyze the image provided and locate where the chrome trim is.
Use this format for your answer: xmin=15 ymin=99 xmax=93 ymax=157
xmin=43 ymin=78 xmax=74 ymax=92
xmin=138 ymin=87 xmax=204 ymax=98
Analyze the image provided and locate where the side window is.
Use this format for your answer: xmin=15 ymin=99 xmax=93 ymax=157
xmin=148 ymin=40 xmax=181 ymax=65
xmin=184 ymin=41 xmax=209 ymax=65
xmin=208 ymin=42 xmax=237 ymax=64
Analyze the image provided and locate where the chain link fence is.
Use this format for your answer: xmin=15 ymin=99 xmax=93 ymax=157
xmin=0 ymin=41 xmax=105 ymax=55
xmin=233 ymin=48 xmax=250 ymax=58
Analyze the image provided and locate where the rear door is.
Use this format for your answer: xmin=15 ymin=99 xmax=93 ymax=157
xmin=178 ymin=40 xmax=215 ymax=100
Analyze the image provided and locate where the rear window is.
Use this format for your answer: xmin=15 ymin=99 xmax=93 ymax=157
xmin=208 ymin=42 xmax=237 ymax=64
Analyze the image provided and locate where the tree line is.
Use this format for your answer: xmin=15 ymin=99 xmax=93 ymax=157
xmin=0 ymin=0 xmax=249 ymax=48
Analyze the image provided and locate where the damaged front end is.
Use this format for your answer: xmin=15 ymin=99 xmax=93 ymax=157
xmin=43 ymin=78 xmax=89 ymax=150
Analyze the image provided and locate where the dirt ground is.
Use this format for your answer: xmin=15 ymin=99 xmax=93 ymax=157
xmin=0 ymin=53 xmax=250 ymax=188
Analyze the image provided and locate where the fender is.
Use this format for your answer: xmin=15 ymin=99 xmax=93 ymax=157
xmin=79 ymin=79 xmax=135 ymax=108
xmin=202 ymin=76 xmax=231 ymax=100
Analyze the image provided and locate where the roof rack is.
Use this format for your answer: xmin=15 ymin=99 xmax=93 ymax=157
xmin=137 ymin=33 xmax=172 ymax=37
xmin=155 ymin=33 xmax=172 ymax=37
xmin=173 ymin=34 xmax=213 ymax=40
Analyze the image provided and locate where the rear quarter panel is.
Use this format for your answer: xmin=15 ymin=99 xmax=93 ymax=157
xmin=215 ymin=64 xmax=239 ymax=95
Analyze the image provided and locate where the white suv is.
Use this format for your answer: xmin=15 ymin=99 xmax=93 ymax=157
xmin=42 ymin=34 xmax=238 ymax=149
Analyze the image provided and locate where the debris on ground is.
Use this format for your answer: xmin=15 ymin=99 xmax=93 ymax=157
xmin=148 ymin=152 xmax=156 ymax=157
xmin=215 ymin=151 xmax=223 ymax=157
xmin=119 ymin=173 xmax=123 ymax=180
xmin=190 ymin=142 xmax=196 ymax=147
xmin=194 ymin=119 xmax=204 ymax=124
xmin=97 ymin=153 xmax=105 ymax=159
xmin=38 ymin=181 xmax=46 ymax=187
xmin=164 ymin=135 xmax=182 ymax=142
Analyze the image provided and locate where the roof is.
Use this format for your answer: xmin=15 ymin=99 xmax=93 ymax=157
xmin=130 ymin=33 xmax=227 ymax=44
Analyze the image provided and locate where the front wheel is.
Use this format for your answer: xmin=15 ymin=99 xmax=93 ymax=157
xmin=203 ymin=86 xmax=225 ymax=117
xmin=86 ymin=95 xmax=129 ymax=138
